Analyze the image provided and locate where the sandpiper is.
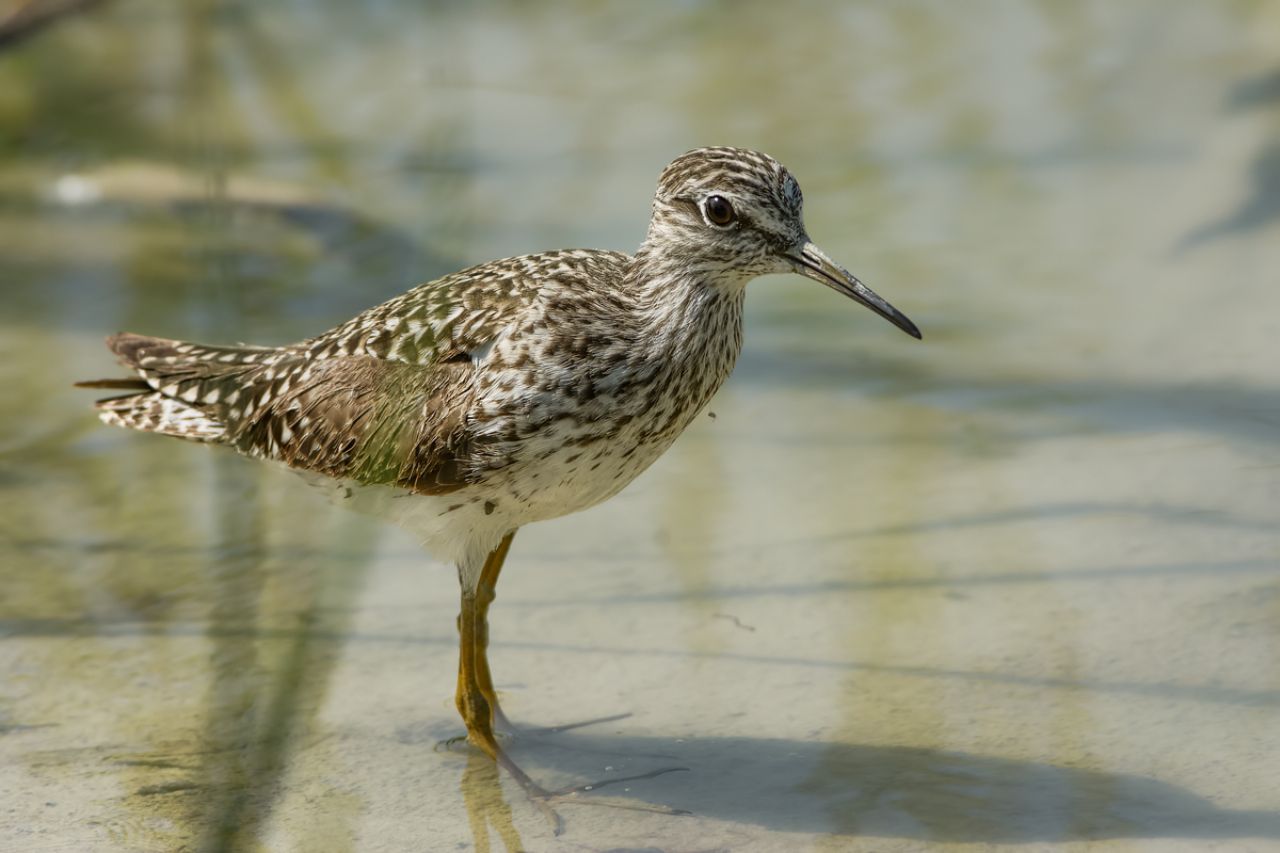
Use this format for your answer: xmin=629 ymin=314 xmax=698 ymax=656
xmin=79 ymin=146 xmax=920 ymax=820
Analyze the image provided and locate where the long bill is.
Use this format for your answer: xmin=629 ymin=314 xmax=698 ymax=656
xmin=785 ymin=241 xmax=922 ymax=339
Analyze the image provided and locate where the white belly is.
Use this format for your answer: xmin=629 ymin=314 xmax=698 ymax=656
xmin=297 ymin=421 xmax=675 ymax=578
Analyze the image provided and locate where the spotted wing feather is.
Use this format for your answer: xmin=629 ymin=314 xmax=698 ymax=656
xmin=81 ymin=249 xmax=631 ymax=493
xmin=78 ymin=253 xmax=574 ymax=481
xmin=222 ymin=353 xmax=478 ymax=494
xmin=84 ymin=333 xmax=478 ymax=493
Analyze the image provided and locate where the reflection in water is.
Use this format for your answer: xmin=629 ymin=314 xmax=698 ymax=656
xmin=96 ymin=462 xmax=375 ymax=851
xmin=657 ymin=426 xmax=734 ymax=661
xmin=461 ymin=749 xmax=526 ymax=853
xmin=195 ymin=462 xmax=272 ymax=852
xmin=1226 ymin=66 xmax=1280 ymax=111
xmin=1178 ymin=142 xmax=1280 ymax=251
xmin=1178 ymin=58 xmax=1280 ymax=251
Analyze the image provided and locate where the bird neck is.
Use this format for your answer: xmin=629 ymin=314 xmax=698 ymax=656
xmin=624 ymin=243 xmax=747 ymax=364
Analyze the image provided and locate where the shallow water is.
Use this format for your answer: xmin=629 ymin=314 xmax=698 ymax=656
xmin=2 ymin=1 xmax=1279 ymax=851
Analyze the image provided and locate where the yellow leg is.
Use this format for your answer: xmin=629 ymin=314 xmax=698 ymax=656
xmin=453 ymin=530 xmax=690 ymax=833
xmin=472 ymin=530 xmax=514 ymax=732
xmin=455 ymin=533 xmax=550 ymax=795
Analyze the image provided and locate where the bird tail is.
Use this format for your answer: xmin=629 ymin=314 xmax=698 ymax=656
xmin=76 ymin=333 xmax=278 ymax=442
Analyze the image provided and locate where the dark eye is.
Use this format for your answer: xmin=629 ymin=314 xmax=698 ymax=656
xmin=704 ymin=194 xmax=735 ymax=226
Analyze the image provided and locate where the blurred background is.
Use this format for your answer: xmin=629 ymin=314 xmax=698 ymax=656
xmin=1 ymin=1 xmax=1278 ymax=851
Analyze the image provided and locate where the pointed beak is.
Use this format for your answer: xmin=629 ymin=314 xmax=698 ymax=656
xmin=785 ymin=241 xmax=921 ymax=339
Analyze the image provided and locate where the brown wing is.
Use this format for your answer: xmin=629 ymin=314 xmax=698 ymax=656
xmin=223 ymin=352 xmax=479 ymax=494
xmin=84 ymin=333 xmax=482 ymax=493
xmin=81 ymin=250 xmax=632 ymax=490
xmin=79 ymin=253 xmax=538 ymax=485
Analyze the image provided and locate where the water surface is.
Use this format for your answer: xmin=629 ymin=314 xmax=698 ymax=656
xmin=1 ymin=2 xmax=1278 ymax=851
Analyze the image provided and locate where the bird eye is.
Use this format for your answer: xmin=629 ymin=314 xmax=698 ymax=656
xmin=704 ymin=195 xmax=736 ymax=226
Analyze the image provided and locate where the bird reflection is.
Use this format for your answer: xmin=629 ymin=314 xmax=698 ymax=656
xmin=461 ymin=749 xmax=526 ymax=853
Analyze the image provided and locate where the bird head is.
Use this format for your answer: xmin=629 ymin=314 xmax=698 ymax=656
xmin=645 ymin=147 xmax=920 ymax=339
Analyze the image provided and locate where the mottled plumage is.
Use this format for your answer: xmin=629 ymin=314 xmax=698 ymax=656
xmin=80 ymin=148 xmax=919 ymax=815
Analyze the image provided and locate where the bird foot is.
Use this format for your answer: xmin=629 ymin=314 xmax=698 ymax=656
xmin=486 ymin=710 xmax=684 ymax=764
xmin=455 ymin=733 xmax=691 ymax=836
xmin=436 ymin=711 xmax=630 ymax=752
xmin=436 ymin=732 xmax=474 ymax=752
xmin=525 ymin=765 xmax=693 ymax=835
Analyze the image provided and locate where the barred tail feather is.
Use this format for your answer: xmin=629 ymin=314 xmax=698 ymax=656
xmin=95 ymin=391 xmax=226 ymax=440
xmin=107 ymin=332 xmax=277 ymax=370
xmin=78 ymin=331 xmax=282 ymax=443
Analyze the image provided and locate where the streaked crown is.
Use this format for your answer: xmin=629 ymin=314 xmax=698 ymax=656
xmin=643 ymin=146 xmax=808 ymax=281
